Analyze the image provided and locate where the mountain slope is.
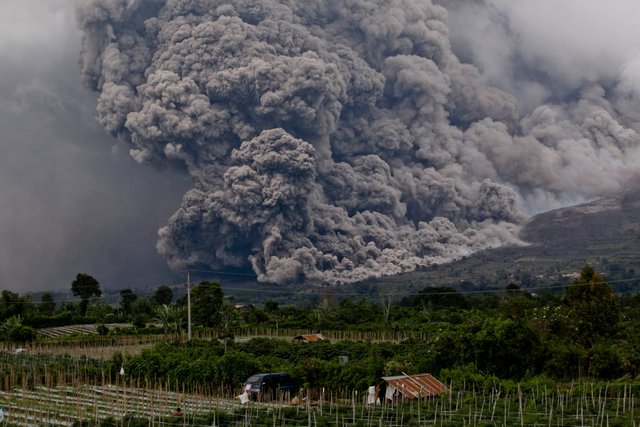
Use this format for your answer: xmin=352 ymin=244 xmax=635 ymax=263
xmin=521 ymin=190 xmax=640 ymax=264
xmin=357 ymin=190 xmax=640 ymax=292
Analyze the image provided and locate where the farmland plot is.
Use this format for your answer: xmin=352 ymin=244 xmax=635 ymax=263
xmin=0 ymin=335 xmax=163 ymax=360
xmin=0 ymin=385 xmax=242 ymax=426
xmin=0 ymin=383 xmax=638 ymax=426
xmin=0 ymin=347 xmax=639 ymax=425
xmin=38 ymin=325 xmax=134 ymax=339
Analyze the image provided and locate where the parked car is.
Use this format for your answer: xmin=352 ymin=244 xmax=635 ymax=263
xmin=243 ymin=372 xmax=298 ymax=401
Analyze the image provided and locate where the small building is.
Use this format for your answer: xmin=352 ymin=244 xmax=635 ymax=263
xmin=380 ymin=373 xmax=448 ymax=401
xmin=293 ymin=333 xmax=326 ymax=343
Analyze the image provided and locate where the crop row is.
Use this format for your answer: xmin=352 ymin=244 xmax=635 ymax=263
xmin=0 ymin=384 xmax=243 ymax=427
xmin=37 ymin=325 xmax=134 ymax=339
xmin=0 ymin=383 xmax=638 ymax=426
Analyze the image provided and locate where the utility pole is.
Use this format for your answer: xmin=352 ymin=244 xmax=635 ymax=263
xmin=187 ymin=271 xmax=192 ymax=341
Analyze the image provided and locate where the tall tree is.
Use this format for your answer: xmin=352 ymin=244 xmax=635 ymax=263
xmin=313 ymin=298 xmax=334 ymax=328
xmin=119 ymin=289 xmax=138 ymax=315
xmin=169 ymin=306 xmax=186 ymax=339
xmin=379 ymin=284 xmax=397 ymax=324
xmin=191 ymin=281 xmax=224 ymax=327
xmin=71 ymin=273 xmax=101 ymax=316
xmin=218 ymin=299 xmax=241 ymax=339
xmin=38 ymin=293 xmax=56 ymax=316
xmin=154 ymin=304 xmax=174 ymax=336
xmin=264 ymin=300 xmax=279 ymax=313
xmin=131 ymin=298 xmax=153 ymax=328
xmin=0 ymin=291 xmax=31 ymax=321
xmin=151 ymin=285 xmax=173 ymax=306
xmin=565 ymin=265 xmax=620 ymax=344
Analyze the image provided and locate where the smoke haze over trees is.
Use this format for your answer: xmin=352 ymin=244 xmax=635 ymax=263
xmin=74 ymin=0 xmax=640 ymax=286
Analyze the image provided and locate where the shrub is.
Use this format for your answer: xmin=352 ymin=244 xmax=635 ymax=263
xmin=96 ymin=324 xmax=109 ymax=336
xmin=6 ymin=325 xmax=38 ymax=344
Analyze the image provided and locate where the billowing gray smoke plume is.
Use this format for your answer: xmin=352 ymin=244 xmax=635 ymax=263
xmin=75 ymin=0 xmax=640 ymax=285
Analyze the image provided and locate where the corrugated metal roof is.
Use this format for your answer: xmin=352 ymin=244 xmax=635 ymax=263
xmin=294 ymin=333 xmax=326 ymax=342
xmin=382 ymin=373 xmax=448 ymax=399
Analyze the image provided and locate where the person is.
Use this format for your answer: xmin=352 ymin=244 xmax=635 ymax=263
xmin=173 ymin=407 xmax=182 ymax=416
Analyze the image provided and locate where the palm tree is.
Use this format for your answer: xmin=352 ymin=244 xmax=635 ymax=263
xmin=314 ymin=298 xmax=333 ymax=328
xmin=154 ymin=305 xmax=173 ymax=337
xmin=169 ymin=306 xmax=185 ymax=340
xmin=0 ymin=315 xmax=22 ymax=331
xmin=0 ymin=315 xmax=23 ymax=341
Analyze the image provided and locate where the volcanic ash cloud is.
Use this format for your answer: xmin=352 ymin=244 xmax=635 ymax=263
xmin=76 ymin=0 xmax=640 ymax=285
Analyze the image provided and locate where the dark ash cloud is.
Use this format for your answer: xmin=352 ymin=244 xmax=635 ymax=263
xmin=74 ymin=0 xmax=640 ymax=285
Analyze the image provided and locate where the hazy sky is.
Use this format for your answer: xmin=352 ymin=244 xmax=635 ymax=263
xmin=0 ymin=0 xmax=190 ymax=293
xmin=441 ymin=0 xmax=640 ymax=110
xmin=1 ymin=0 xmax=639 ymax=292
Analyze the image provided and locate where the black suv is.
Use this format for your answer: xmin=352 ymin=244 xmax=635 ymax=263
xmin=243 ymin=372 xmax=298 ymax=401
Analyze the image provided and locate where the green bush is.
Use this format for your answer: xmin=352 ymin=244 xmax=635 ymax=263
xmin=6 ymin=324 xmax=38 ymax=344
xmin=96 ymin=324 xmax=109 ymax=335
xmin=589 ymin=342 xmax=623 ymax=378
xmin=217 ymin=350 xmax=260 ymax=388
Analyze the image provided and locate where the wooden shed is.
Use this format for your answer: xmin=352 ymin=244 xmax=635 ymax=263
xmin=293 ymin=333 xmax=326 ymax=343
xmin=381 ymin=373 xmax=448 ymax=401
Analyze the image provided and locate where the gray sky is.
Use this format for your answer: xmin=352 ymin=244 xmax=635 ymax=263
xmin=0 ymin=0 xmax=189 ymax=293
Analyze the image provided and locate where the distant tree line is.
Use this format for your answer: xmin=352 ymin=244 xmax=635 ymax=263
xmin=0 ymin=274 xmax=232 ymax=343
xmin=2 ymin=266 xmax=640 ymax=384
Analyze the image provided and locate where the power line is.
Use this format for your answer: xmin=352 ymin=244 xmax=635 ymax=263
xmin=5 ymin=261 xmax=640 ymax=305
xmin=174 ymin=268 xmax=257 ymax=278
xmin=3 ymin=274 xmax=639 ymax=305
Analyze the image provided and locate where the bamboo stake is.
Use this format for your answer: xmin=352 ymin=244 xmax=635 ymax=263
xmin=518 ymin=384 xmax=524 ymax=427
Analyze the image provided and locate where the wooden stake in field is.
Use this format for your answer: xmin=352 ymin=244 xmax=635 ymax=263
xmin=518 ymin=384 xmax=524 ymax=427
xmin=490 ymin=389 xmax=500 ymax=421
xmin=120 ymin=366 xmax=127 ymax=418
